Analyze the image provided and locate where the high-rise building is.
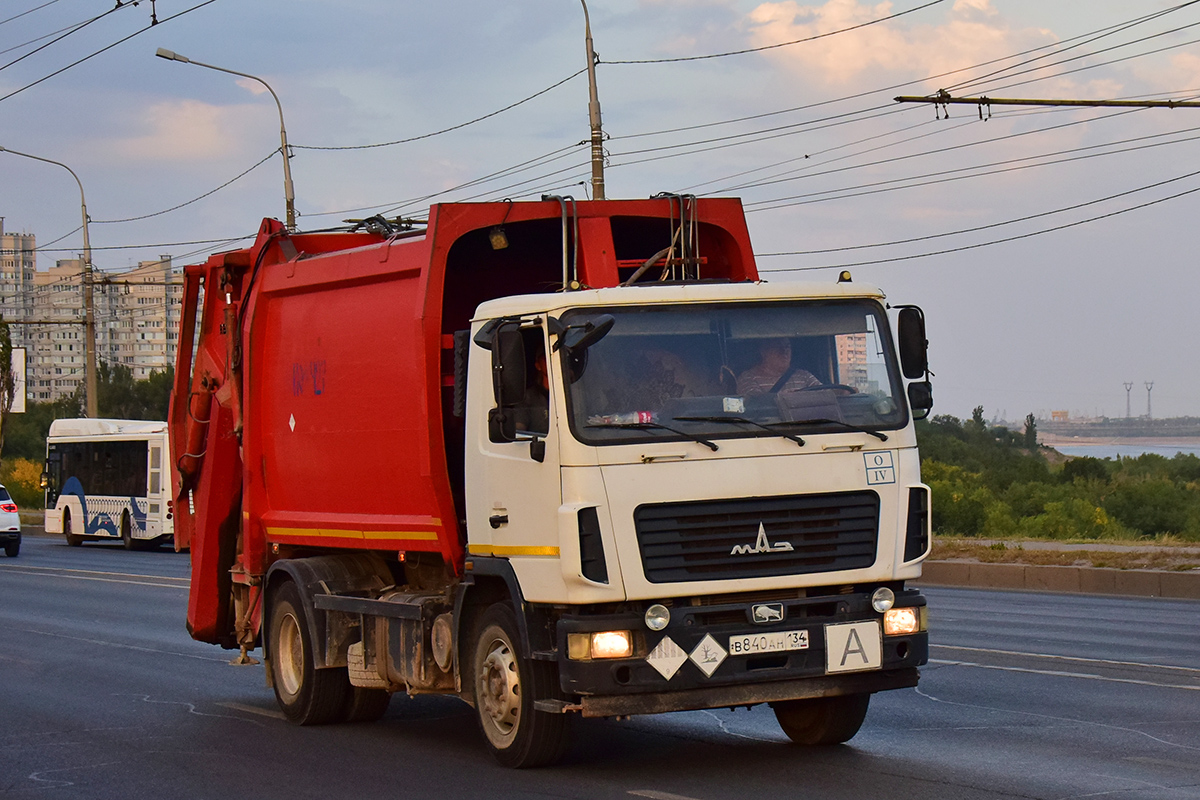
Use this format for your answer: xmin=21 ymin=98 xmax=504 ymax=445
xmin=1 ymin=219 xmax=183 ymax=403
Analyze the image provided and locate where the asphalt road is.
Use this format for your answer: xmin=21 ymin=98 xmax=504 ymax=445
xmin=2 ymin=534 xmax=1198 ymax=799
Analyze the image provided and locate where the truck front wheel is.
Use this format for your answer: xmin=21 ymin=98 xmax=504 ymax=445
xmin=471 ymin=604 xmax=570 ymax=768
xmin=772 ymin=693 xmax=870 ymax=745
xmin=268 ymin=581 xmax=348 ymax=725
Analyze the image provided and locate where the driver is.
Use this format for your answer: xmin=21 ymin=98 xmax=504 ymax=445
xmin=736 ymin=338 xmax=821 ymax=396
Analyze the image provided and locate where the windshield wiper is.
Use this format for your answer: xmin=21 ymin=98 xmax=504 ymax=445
xmin=770 ymin=418 xmax=888 ymax=441
xmin=586 ymin=421 xmax=719 ymax=451
xmin=673 ymin=416 xmax=805 ymax=447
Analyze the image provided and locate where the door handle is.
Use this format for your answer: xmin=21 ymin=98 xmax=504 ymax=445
xmin=489 ymin=514 xmax=509 ymax=529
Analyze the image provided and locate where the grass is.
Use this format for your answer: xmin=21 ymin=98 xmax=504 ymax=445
xmin=933 ymin=537 xmax=1200 ymax=571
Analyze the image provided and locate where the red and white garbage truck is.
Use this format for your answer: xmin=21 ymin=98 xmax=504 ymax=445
xmin=169 ymin=196 xmax=933 ymax=767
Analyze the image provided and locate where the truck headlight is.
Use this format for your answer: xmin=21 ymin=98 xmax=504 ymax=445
xmin=567 ymin=630 xmax=634 ymax=660
xmin=644 ymin=604 xmax=670 ymax=631
xmin=871 ymin=587 xmax=895 ymax=613
xmin=884 ymin=607 xmax=920 ymax=636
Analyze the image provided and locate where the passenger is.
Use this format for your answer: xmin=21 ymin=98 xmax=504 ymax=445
xmin=736 ymin=338 xmax=820 ymax=396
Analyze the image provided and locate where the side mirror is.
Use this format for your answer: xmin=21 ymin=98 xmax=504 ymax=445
xmin=908 ymin=381 xmax=933 ymax=421
xmin=559 ymin=314 xmax=614 ymax=354
xmin=39 ymin=471 xmax=49 ymax=490
xmin=897 ymin=307 xmax=928 ymax=380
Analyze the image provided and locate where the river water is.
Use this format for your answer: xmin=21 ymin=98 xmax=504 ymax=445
xmin=1050 ymin=443 xmax=1200 ymax=460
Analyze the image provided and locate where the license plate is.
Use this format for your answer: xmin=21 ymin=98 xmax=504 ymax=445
xmin=824 ymin=620 xmax=882 ymax=673
xmin=728 ymin=629 xmax=810 ymax=655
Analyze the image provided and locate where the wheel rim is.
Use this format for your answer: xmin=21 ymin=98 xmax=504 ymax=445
xmin=276 ymin=611 xmax=304 ymax=698
xmin=477 ymin=631 xmax=521 ymax=742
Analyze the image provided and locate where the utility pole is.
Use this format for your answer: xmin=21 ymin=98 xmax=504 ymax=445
xmin=1124 ymin=382 xmax=1133 ymax=418
xmin=1145 ymin=381 xmax=1154 ymax=419
xmin=580 ymin=1 xmax=606 ymax=200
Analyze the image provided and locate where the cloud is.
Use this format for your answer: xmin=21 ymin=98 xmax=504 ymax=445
xmin=102 ymin=100 xmax=266 ymax=163
xmin=744 ymin=0 xmax=1044 ymax=87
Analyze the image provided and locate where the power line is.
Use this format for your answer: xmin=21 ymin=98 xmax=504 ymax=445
xmin=759 ymin=180 xmax=1200 ymax=272
xmin=0 ymin=2 xmax=131 ymax=74
xmin=0 ymin=0 xmax=219 ymax=105
xmin=92 ymin=150 xmax=278 ymax=224
xmin=292 ymin=68 xmax=587 ymax=151
xmin=756 ymin=165 xmax=1200 ymax=255
xmin=744 ymin=123 xmax=1200 ymax=211
xmin=603 ymin=0 xmax=947 ymax=64
xmin=0 ymin=0 xmax=64 ymax=27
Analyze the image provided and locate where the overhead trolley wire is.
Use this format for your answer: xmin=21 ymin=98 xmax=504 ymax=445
xmin=602 ymin=0 xmax=947 ymax=64
xmin=0 ymin=0 xmax=63 ymax=27
xmin=756 ymin=165 xmax=1200 ymax=256
xmin=0 ymin=0 xmax=219 ymax=105
xmin=0 ymin=1 xmax=130 ymax=74
xmin=758 ymin=179 xmax=1200 ymax=272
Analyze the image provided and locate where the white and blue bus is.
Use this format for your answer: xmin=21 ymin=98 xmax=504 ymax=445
xmin=44 ymin=419 xmax=173 ymax=549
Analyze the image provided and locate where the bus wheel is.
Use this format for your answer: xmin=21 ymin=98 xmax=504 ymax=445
xmin=121 ymin=512 xmax=135 ymax=550
xmin=771 ymin=693 xmax=870 ymax=745
xmin=63 ymin=509 xmax=82 ymax=547
xmin=268 ymin=580 xmax=348 ymax=725
xmin=471 ymin=603 xmax=570 ymax=768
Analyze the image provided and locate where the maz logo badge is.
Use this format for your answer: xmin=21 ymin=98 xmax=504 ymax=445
xmin=752 ymin=602 xmax=784 ymax=624
xmin=730 ymin=523 xmax=794 ymax=556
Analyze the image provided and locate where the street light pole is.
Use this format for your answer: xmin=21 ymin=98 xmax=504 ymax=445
xmin=580 ymin=1 xmax=605 ymax=200
xmin=155 ymin=48 xmax=297 ymax=230
xmin=0 ymin=146 xmax=98 ymax=418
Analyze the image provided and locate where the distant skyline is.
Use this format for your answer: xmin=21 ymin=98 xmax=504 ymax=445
xmin=1 ymin=0 xmax=1197 ymax=418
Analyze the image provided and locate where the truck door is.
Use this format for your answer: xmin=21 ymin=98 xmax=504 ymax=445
xmin=465 ymin=321 xmax=564 ymax=589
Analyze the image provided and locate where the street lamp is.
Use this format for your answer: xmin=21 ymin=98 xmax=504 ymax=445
xmin=155 ymin=48 xmax=297 ymax=230
xmin=0 ymin=146 xmax=98 ymax=418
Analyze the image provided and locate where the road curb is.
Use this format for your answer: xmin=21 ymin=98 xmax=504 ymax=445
xmin=914 ymin=560 xmax=1200 ymax=599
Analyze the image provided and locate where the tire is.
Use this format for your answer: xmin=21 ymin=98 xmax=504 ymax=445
xmin=772 ymin=693 xmax=871 ymax=746
xmin=63 ymin=509 xmax=82 ymax=547
xmin=121 ymin=512 xmax=135 ymax=550
xmin=4 ymin=541 xmax=17 ymax=557
xmin=268 ymin=581 xmax=349 ymax=725
xmin=341 ymin=687 xmax=391 ymax=723
xmin=471 ymin=604 xmax=570 ymax=768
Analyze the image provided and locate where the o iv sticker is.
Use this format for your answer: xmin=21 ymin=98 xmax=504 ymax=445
xmin=863 ymin=451 xmax=895 ymax=485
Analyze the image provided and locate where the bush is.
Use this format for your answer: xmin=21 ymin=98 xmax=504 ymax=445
xmin=0 ymin=458 xmax=44 ymax=510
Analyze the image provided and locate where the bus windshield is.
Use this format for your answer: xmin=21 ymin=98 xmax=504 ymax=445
xmin=561 ymin=300 xmax=907 ymax=446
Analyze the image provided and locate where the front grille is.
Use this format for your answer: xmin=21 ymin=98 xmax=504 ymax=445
xmin=635 ymin=491 xmax=879 ymax=583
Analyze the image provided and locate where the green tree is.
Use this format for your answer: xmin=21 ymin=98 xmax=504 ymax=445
xmin=1023 ymin=413 xmax=1038 ymax=450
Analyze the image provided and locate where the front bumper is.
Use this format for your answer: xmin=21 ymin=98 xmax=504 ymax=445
xmin=555 ymin=588 xmax=927 ymax=716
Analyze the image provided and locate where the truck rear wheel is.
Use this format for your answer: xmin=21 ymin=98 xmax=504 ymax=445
xmin=772 ymin=693 xmax=870 ymax=745
xmin=471 ymin=604 xmax=570 ymax=768
xmin=342 ymin=687 xmax=391 ymax=723
xmin=268 ymin=581 xmax=348 ymax=725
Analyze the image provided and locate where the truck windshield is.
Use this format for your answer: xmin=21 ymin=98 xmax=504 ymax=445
xmin=561 ymin=300 xmax=907 ymax=446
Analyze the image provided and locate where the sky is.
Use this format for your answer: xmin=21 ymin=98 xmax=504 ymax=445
xmin=0 ymin=0 xmax=1196 ymax=422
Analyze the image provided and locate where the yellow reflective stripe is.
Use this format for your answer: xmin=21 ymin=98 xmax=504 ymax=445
xmin=267 ymin=527 xmax=440 ymax=541
xmin=468 ymin=545 xmax=560 ymax=557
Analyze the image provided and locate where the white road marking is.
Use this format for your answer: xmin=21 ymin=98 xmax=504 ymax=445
xmin=931 ymin=644 xmax=1200 ymax=675
xmin=929 ymin=658 xmax=1200 ymax=692
xmin=14 ymin=627 xmax=229 ymax=663
xmin=0 ymin=563 xmax=187 ymax=589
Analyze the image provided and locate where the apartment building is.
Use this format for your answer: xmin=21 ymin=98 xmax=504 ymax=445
xmin=0 ymin=220 xmax=183 ymax=402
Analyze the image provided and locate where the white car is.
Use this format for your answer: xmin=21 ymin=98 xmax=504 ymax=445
xmin=0 ymin=483 xmax=21 ymax=557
